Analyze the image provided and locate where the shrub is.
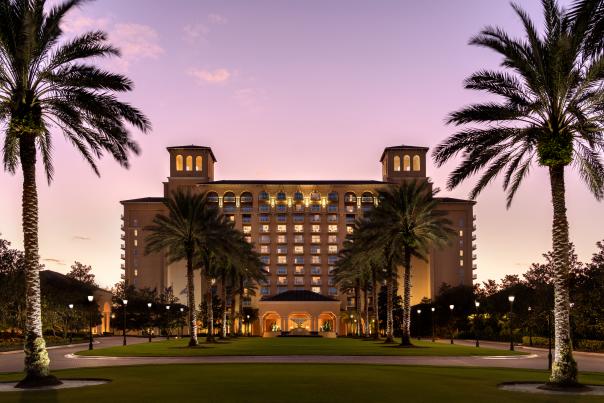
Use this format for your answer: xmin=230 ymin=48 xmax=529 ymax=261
xmin=522 ymin=336 xmax=604 ymax=352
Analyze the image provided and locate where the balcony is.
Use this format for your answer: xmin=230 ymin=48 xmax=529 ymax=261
xmin=240 ymin=196 xmax=253 ymax=203
xmin=120 ymin=244 xmax=125 ymax=250
xmin=472 ymin=234 xmax=477 ymax=241
xmin=327 ymin=205 xmax=338 ymax=213
xmin=259 ymin=215 xmax=270 ymax=223
xmin=259 ymin=205 xmax=270 ymax=213
xmin=311 ymin=267 xmax=321 ymax=275
xmin=120 ymin=254 xmax=125 ymax=260
xmin=120 ymin=263 xmax=125 ymax=270
xmin=120 ymin=214 xmax=124 ymax=220
xmin=327 ymin=215 xmax=338 ymax=222
xmin=310 ymin=205 xmax=321 ymax=213
xmin=294 ymin=269 xmax=305 ymax=275
xmin=311 ymin=279 xmax=321 ymax=286
xmin=473 ymin=214 xmax=477 ymax=221
xmin=120 ymin=234 xmax=125 ymax=240
xmin=208 ymin=196 xmax=219 ymax=203
xmin=120 ymin=274 xmax=126 ymax=280
xmin=241 ymin=206 xmax=253 ymax=213
xmin=472 ymin=253 xmax=477 ymax=260
xmin=223 ymin=196 xmax=236 ymax=203
xmin=293 ymin=215 xmax=304 ymax=223
xmin=120 ymin=224 xmax=125 ymax=231
xmin=277 ymin=279 xmax=288 ymax=286
xmin=224 ymin=206 xmax=236 ymax=213
xmin=361 ymin=196 xmax=374 ymax=203
xmin=472 ymin=224 xmax=477 ymax=231
xmin=472 ymin=273 xmax=478 ymax=280
xmin=472 ymin=264 xmax=478 ymax=270
xmin=472 ymin=244 xmax=477 ymax=250
xmin=344 ymin=196 xmax=356 ymax=203
xmin=242 ymin=216 xmax=252 ymax=224
xmin=260 ymin=279 xmax=271 ymax=286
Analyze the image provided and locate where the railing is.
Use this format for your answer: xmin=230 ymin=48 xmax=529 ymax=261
xmin=361 ymin=196 xmax=374 ymax=203
xmin=224 ymin=206 xmax=236 ymax=213
xmin=121 ymin=274 xmax=126 ymax=280
xmin=120 ymin=244 xmax=125 ymax=250
xmin=241 ymin=206 xmax=253 ymax=213
xmin=240 ymin=196 xmax=253 ymax=203
xmin=120 ymin=214 xmax=124 ymax=220
xmin=311 ymin=268 xmax=321 ymax=275
xmin=120 ymin=234 xmax=125 ymax=240
xmin=208 ymin=196 xmax=219 ymax=203
xmin=120 ymin=224 xmax=125 ymax=231
xmin=472 ymin=224 xmax=477 ymax=231
xmin=327 ymin=215 xmax=338 ymax=222
xmin=472 ymin=273 xmax=478 ymax=280
xmin=472 ymin=264 xmax=477 ymax=270
xmin=223 ymin=196 xmax=236 ymax=203
xmin=472 ymin=244 xmax=477 ymax=250
xmin=294 ymin=269 xmax=305 ymax=275
xmin=472 ymin=234 xmax=477 ymax=241
xmin=120 ymin=254 xmax=125 ymax=260
xmin=344 ymin=196 xmax=356 ymax=203
xmin=345 ymin=216 xmax=355 ymax=223
xmin=312 ymin=280 xmax=321 ymax=286
xmin=277 ymin=280 xmax=288 ymax=285
xmin=120 ymin=264 xmax=125 ymax=270
xmin=473 ymin=214 xmax=477 ymax=221
xmin=472 ymin=253 xmax=477 ymax=260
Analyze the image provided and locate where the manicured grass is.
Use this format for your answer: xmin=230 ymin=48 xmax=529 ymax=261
xmin=0 ymin=364 xmax=602 ymax=402
xmin=77 ymin=336 xmax=523 ymax=357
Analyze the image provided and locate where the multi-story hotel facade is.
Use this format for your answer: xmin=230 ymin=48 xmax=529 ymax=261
xmin=120 ymin=145 xmax=476 ymax=336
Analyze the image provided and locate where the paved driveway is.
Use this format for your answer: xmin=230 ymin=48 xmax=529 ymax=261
xmin=0 ymin=337 xmax=602 ymax=373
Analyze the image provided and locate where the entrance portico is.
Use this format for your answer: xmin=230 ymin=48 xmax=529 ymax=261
xmin=258 ymin=290 xmax=340 ymax=338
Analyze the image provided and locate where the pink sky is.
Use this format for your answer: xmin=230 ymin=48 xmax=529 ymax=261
xmin=1 ymin=0 xmax=602 ymax=288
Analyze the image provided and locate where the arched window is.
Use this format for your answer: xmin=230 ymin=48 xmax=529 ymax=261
xmin=185 ymin=156 xmax=193 ymax=171
xmin=276 ymin=191 xmax=286 ymax=201
xmin=412 ymin=155 xmax=421 ymax=171
xmin=207 ymin=192 xmax=219 ymax=203
xmin=294 ymin=191 xmax=304 ymax=201
xmin=223 ymin=192 xmax=236 ymax=203
xmin=195 ymin=156 xmax=203 ymax=171
xmin=403 ymin=155 xmax=411 ymax=171
xmin=258 ymin=191 xmax=269 ymax=201
xmin=393 ymin=155 xmax=401 ymax=171
xmin=310 ymin=192 xmax=321 ymax=201
xmin=175 ymin=155 xmax=184 ymax=171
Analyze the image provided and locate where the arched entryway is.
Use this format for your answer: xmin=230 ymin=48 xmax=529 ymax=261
xmin=318 ymin=312 xmax=337 ymax=338
xmin=262 ymin=312 xmax=282 ymax=337
xmin=288 ymin=312 xmax=312 ymax=335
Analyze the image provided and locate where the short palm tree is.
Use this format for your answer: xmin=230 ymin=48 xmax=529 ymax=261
xmin=432 ymin=0 xmax=604 ymax=385
xmin=0 ymin=0 xmax=149 ymax=387
xmin=145 ymin=190 xmax=215 ymax=347
xmin=363 ymin=181 xmax=453 ymax=346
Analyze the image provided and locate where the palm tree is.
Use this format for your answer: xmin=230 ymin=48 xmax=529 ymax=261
xmin=363 ymin=182 xmax=453 ymax=346
xmin=145 ymin=191 xmax=217 ymax=348
xmin=0 ymin=0 xmax=149 ymax=387
xmin=432 ymin=0 xmax=604 ymax=385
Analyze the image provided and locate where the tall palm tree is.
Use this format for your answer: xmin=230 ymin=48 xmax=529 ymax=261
xmin=363 ymin=182 xmax=453 ymax=346
xmin=432 ymin=0 xmax=604 ymax=385
xmin=145 ymin=190 xmax=216 ymax=348
xmin=0 ymin=0 xmax=149 ymax=387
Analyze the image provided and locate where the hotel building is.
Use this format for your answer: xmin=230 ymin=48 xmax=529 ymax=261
xmin=120 ymin=145 xmax=476 ymax=336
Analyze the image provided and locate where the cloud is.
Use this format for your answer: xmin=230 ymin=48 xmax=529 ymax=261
xmin=42 ymin=258 xmax=66 ymax=266
xmin=234 ymin=88 xmax=268 ymax=111
xmin=208 ymin=14 xmax=227 ymax=25
xmin=60 ymin=9 xmax=162 ymax=71
xmin=188 ymin=68 xmax=232 ymax=84
xmin=72 ymin=235 xmax=91 ymax=241
xmin=183 ymin=23 xmax=209 ymax=43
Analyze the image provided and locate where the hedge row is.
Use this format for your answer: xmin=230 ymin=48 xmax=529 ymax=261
xmin=522 ymin=336 xmax=604 ymax=352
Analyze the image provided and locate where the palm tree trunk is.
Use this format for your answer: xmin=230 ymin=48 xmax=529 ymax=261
xmin=354 ymin=282 xmax=361 ymax=337
xmin=363 ymin=287 xmax=369 ymax=337
xmin=400 ymin=249 xmax=412 ymax=346
xmin=220 ymin=281 xmax=227 ymax=339
xmin=372 ymin=267 xmax=380 ymax=340
xmin=238 ymin=279 xmax=244 ymax=336
xmin=548 ymin=166 xmax=578 ymax=386
xmin=230 ymin=292 xmax=237 ymax=336
xmin=206 ymin=276 xmax=215 ymax=343
xmin=185 ymin=253 xmax=198 ymax=347
xmin=16 ymin=135 xmax=60 ymax=388
xmin=385 ymin=274 xmax=394 ymax=343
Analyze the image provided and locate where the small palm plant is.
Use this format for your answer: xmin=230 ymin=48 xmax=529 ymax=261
xmin=432 ymin=0 xmax=604 ymax=385
xmin=0 ymin=0 xmax=149 ymax=387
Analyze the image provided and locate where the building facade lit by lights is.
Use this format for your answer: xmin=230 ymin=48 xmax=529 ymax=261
xmin=120 ymin=145 xmax=476 ymax=336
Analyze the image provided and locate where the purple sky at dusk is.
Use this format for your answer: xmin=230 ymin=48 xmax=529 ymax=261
xmin=1 ymin=0 xmax=603 ymax=288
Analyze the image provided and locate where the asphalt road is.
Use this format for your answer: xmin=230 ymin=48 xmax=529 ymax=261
xmin=0 ymin=337 xmax=602 ymax=374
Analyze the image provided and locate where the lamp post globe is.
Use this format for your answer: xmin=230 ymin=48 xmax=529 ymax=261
xmin=166 ymin=305 xmax=171 ymax=340
xmin=508 ymin=295 xmax=515 ymax=351
xmin=416 ymin=309 xmax=422 ymax=340
xmin=431 ymin=307 xmax=436 ymax=342
xmin=87 ymin=295 xmax=94 ymax=350
xmin=180 ymin=307 xmax=184 ymax=338
xmin=147 ymin=302 xmax=153 ymax=342
xmin=67 ymin=304 xmax=74 ymax=344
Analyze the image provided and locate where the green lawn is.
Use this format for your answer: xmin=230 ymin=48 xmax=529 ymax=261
xmin=77 ymin=337 xmax=523 ymax=357
xmin=0 ymin=364 xmax=602 ymax=402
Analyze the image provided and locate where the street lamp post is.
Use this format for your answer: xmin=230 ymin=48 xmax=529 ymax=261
xmin=180 ymin=307 xmax=185 ymax=338
xmin=349 ymin=314 xmax=353 ymax=337
xmin=166 ymin=305 xmax=171 ymax=340
xmin=147 ymin=302 xmax=153 ymax=342
xmin=449 ymin=304 xmax=454 ymax=344
xmin=246 ymin=314 xmax=251 ymax=336
xmin=431 ymin=307 xmax=435 ymax=342
xmin=416 ymin=309 xmax=422 ymax=340
xmin=87 ymin=295 xmax=94 ymax=350
xmin=474 ymin=301 xmax=480 ymax=348
xmin=508 ymin=295 xmax=515 ymax=351
xmin=122 ymin=299 xmax=128 ymax=346
xmin=68 ymin=304 xmax=74 ymax=344
xmin=547 ymin=310 xmax=553 ymax=370
xmin=527 ymin=306 xmax=533 ymax=347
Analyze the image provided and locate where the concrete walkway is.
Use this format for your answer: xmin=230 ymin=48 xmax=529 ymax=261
xmin=1 ymin=337 xmax=602 ymax=373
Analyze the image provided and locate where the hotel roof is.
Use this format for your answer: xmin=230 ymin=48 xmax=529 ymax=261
xmin=261 ymin=289 xmax=338 ymax=302
xmin=204 ymin=180 xmax=387 ymax=185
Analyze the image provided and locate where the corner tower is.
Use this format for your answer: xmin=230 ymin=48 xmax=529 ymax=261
xmin=380 ymin=145 xmax=429 ymax=183
xmin=167 ymin=145 xmax=216 ymax=183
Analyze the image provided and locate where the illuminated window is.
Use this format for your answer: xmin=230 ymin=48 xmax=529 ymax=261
xmin=346 ymin=226 xmax=354 ymax=234
xmin=312 ymin=286 xmax=321 ymax=294
xmin=277 ymin=255 xmax=287 ymax=264
xmin=294 ymin=204 xmax=304 ymax=212
xmin=175 ymin=155 xmax=183 ymax=171
xmin=277 ymin=225 xmax=287 ymax=233
xmin=328 ymin=235 xmax=337 ymax=243
xmin=278 ymin=276 xmax=287 ymax=285
xmin=311 ymin=225 xmax=320 ymax=233
xmin=195 ymin=156 xmax=203 ymax=171
xmin=294 ymin=246 xmax=304 ymax=254
xmin=133 ymin=239 xmax=138 ymax=247
xmin=133 ymin=229 xmax=138 ymax=237
xmin=328 ymin=245 xmax=338 ymax=254
xmin=310 ymin=192 xmax=321 ymax=201
xmin=311 ymin=214 xmax=321 ymax=222
xmin=345 ymin=205 xmax=355 ymax=213
xmin=459 ymin=250 xmax=463 ymax=257
xmin=134 ymin=269 xmax=138 ymax=276
xmin=311 ymin=235 xmax=321 ymax=244
xmin=294 ymin=225 xmax=304 ymax=233
xmin=459 ymin=230 xmax=464 ymax=237
xmin=327 ymin=214 xmax=337 ymax=222
xmin=311 ymin=256 xmax=321 ymax=264
xmin=277 ymin=235 xmax=287 ymax=243
xmin=393 ymin=155 xmax=401 ymax=171
xmin=413 ymin=155 xmax=421 ymax=171
xmin=312 ymin=276 xmax=321 ymax=285
xmin=186 ymin=156 xmax=193 ymax=171
xmin=328 ymin=225 xmax=338 ymax=233
xmin=244 ymin=236 xmax=252 ymax=243
xmin=261 ymin=225 xmax=270 ymax=233
xmin=460 ymin=259 xmax=464 ymax=266
xmin=403 ymin=155 xmax=411 ymax=171
xmin=260 ymin=245 xmax=269 ymax=254
xmin=295 ymin=266 xmax=305 ymax=275
xmin=227 ymin=215 xmax=235 ymax=222
xmin=243 ymin=226 xmax=251 ymax=234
